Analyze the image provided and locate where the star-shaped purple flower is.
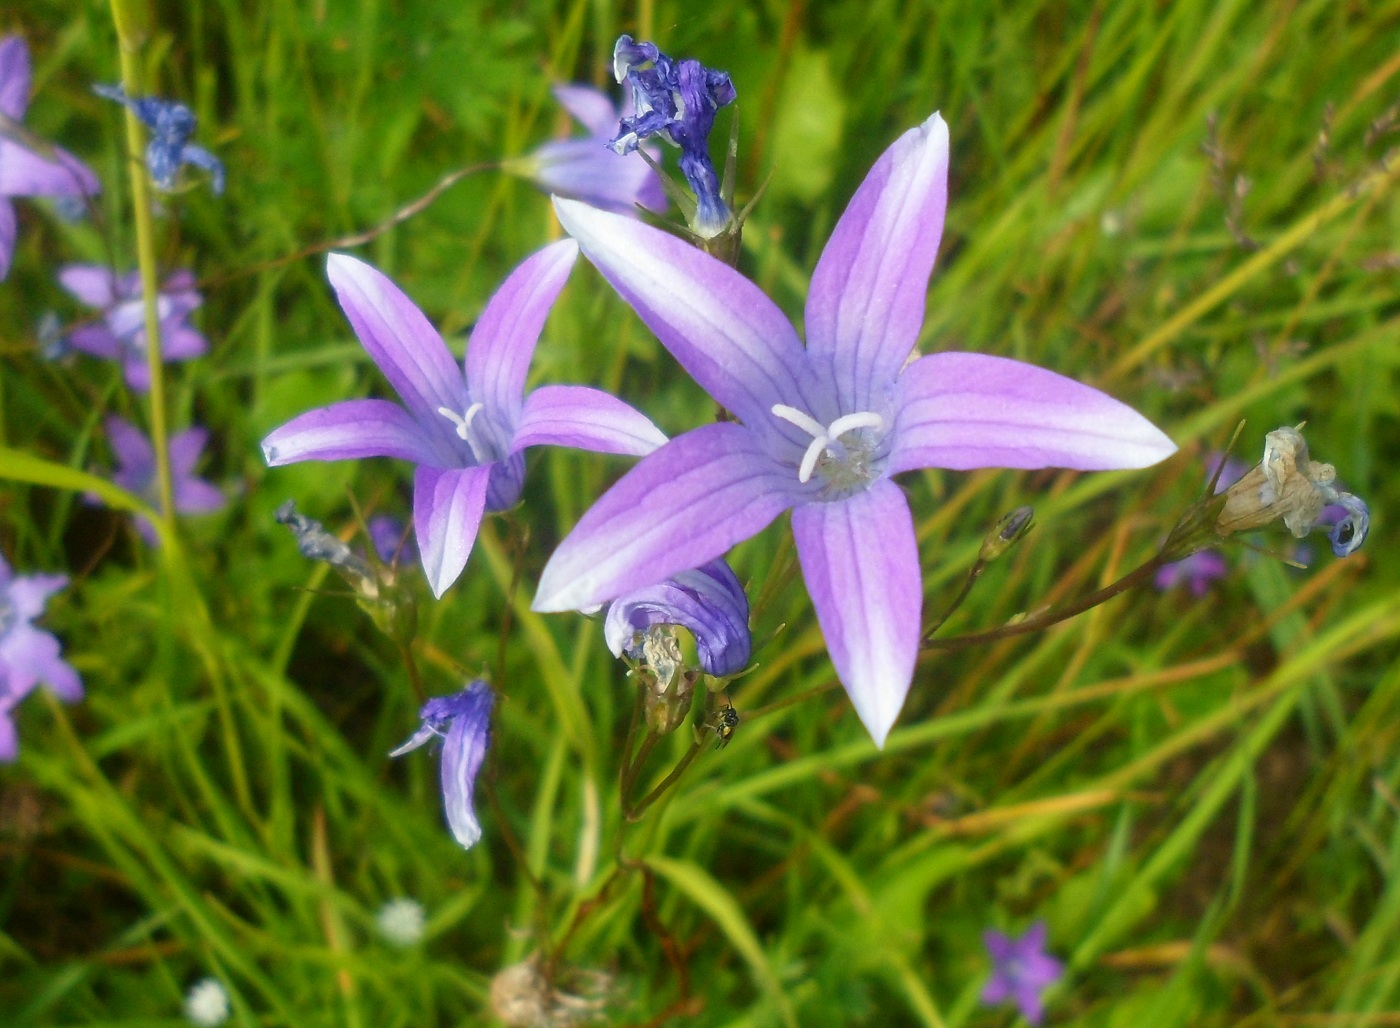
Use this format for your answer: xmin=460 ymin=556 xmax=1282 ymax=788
xmin=981 ymin=922 xmax=1063 ymax=1025
xmin=390 ymin=680 xmax=494 ymax=849
xmin=98 ymin=416 xmax=225 ymax=546
xmin=510 ymin=83 xmax=667 ymax=217
xmin=0 ymin=35 xmax=100 ymax=280
xmin=0 ymin=554 xmax=82 ymax=762
xmin=58 ymin=264 xmax=208 ymax=392
xmin=533 ymin=112 xmax=1176 ymax=745
xmin=261 ymin=241 xmax=668 ymax=597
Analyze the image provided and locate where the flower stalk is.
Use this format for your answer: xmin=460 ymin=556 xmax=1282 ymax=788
xmin=108 ymin=0 xmax=175 ymax=534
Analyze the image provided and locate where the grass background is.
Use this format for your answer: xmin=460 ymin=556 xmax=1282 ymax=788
xmin=2 ymin=0 xmax=1399 ymax=1024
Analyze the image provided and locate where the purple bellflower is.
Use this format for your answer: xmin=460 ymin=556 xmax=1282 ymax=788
xmin=98 ymin=416 xmax=225 ymax=546
xmin=534 ymin=112 xmax=1177 ymax=746
xmin=58 ymin=264 xmax=207 ymax=392
xmin=981 ymin=922 xmax=1064 ymax=1026
xmin=261 ymin=242 xmax=668 ymax=597
xmin=0 ymin=554 xmax=82 ymax=762
xmin=95 ymin=84 xmax=224 ymax=195
xmin=605 ymin=558 xmax=751 ymax=678
xmin=390 ymin=680 xmax=494 ymax=849
xmin=508 ymin=84 xmax=667 ymax=216
xmin=609 ymin=36 xmax=736 ymax=238
xmin=0 ymin=36 xmax=100 ymax=280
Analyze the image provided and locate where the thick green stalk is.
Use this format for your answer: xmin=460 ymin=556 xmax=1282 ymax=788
xmin=109 ymin=0 xmax=176 ymax=532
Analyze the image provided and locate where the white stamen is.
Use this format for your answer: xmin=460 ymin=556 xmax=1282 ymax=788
xmin=770 ymin=404 xmax=827 ymax=438
xmin=827 ymin=411 xmax=884 ymax=440
xmin=797 ymin=438 xmax=828 ymax=484
xmin=437 ymin=402 xmax=489 ymax=462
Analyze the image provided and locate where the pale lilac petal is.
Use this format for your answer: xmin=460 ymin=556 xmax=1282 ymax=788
xmin=326 ymin=253 xmax=463 ymax=427
xmin=604 ymin=560 xmax=751 ymax=677
xmin=261 ymin=400 xmax=443 ymax=467
xmin=530 ymin=140 xmax=666 ymax=214
xmin=159 ymin=322 xmax=208 ymax=360
xmin=552 ymin=84 xmax=617 ymax=137
xmin=0 ymin=627 xmax=55 ymax=694
xmin=806 ymin=113 xmax=949 ymax=405
xmin=0 ymin=36 xmax=30 ymax=121
xmin=513 ymin=384 xmax=666 ymax=457
xmin=791 ymin=481 xmax=921 ymax=747
xmin=66 ymin=324 xmax=121 ymax=359
xmin=174 ymin=479 xmax=224 ymax=514
xmin=0 ymin=715 xmax=16 ymax=762
xmin=122 ymin=355 xmax=152 ymax=393
xmin=983 ymin=930 xmax=1015 ymax=963
xmin=0 ymin=199 xmax=13 ymax=279
xmin=464 ymin=239 xmax=577 ymax=423
xmin=980 ymin=977 xmax=1013 ymax=1006
xmin=58 ymin=264 xmax=119 ymax=307
xmin=1015 ymin=987 xmax=1046 ymax=1025
xmin=7 ymin=573 xmax=67 ymax=622
xmin=413 ymin=464 xmax=492 ymax=598
xmin=166 ymin=427 xmax=209 ymax=478
xmin=533 ymin=423 xmax=801 ymax=613
xmin=553 ymin=197 xmax=814 ymax=428
xmin=889 ymin=352 xmax=1176 ymax=474
xmin=0 ymin=140 xmax=97 ymax=197
xmin=106 ymin=416 xmax=154 ymax=475
xmin=439 ymin=682 xmax=493 ymax=848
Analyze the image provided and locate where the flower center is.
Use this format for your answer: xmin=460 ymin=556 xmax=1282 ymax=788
xmin=770 ymin=404 xmax=885 ymax=488
xmin=437 ymin=402 xmax=491 ymax=463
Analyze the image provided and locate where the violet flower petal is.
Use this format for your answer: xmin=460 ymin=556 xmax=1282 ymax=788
xmin=326 ymin=253 xmax=464 ymax=428
xmin=465 ymin=239 xmax=577 ymax=424
xmin=792 ymin=480 xmax=921 ymax=748
xmin=0 ymin=200 xmax=13 ymax=279
xmin=551 ymin=84 xmax=617 ymax=137
xmin=439 ymin=683 xmax=493 ymax=848
xmin=533 ymin=423 xmax=800 ymax=613
xmin=57 ymin=264 xmax=118 ymax=307
xmin=413 ymin=464 xmax=492 ymax=598
xmin=604 ymin=559 xmax=751 ymax=677
xmin=890 ymin=352 xmax=1177 ymax=474
xmin=0 ymin=36 xmax=28 ymax=119
xmin=262 ymin=399 xmax=443 ymax=466
xmin=806 ymin=112 xmax=950 ymax=408
xmin=6 ymin=573 xmax=66 ymax=622
xmin=0 ymin=140 xmax=93 ymax=197
xmin=552 ymin=197 xmax=814 ymax=430
xmin=512 ymin=384 xmax=667 ymax=457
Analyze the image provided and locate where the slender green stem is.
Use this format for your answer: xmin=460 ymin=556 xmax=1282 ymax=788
xmin=108 ymin=2 xmax=175 ymax=533
xmin=625 ymin=736 xmax=705 ymax=822
xmin=921 ymin=559 xmax=988 ymax=640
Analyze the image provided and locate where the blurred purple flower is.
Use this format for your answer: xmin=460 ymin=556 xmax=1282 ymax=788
xmin=390 ymin=680 xmax=494 ymax=849
xmin=510 ymin=84 xmax=666 ymax=216
xmin=0 ymin=36 xmax=100 ymax=279
xmin=534 ymin=112 xmax=1176 ymax=746
xmin=58 ymin=264 xmax=207 ymax=392
xmin=981 ymin=922 xmax=1063 ymax=1026
xmin=1154 ymin=549 xmax=1229 ymax=596
xmin=94 ymin=84 xmax=224 ymax=194
xmin=605 ymin=559 xmax=750 ymax=677
xmin=261 ymin=242 xmax=667 ymax=597
xmin=368 ymin=514 xmax=416 ymax=567
xmin=609 ymin=36 xmax=735 ymax=238
xmin=0 ymin=554 xmax=81 ymax=762
xmin=98 ymin=416 xmax=225 ymax=545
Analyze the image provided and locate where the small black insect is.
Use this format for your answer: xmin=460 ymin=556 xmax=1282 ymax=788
xmin=711 ymin=703 xmax=740 ymax=749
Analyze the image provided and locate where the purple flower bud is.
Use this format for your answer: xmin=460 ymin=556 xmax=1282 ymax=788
xmin=0 ymin=554 xmax=82 ymax=762
xmin=604 ymin=559 xmax=751 ymax=677
xmin=390 ymin=681 xmax=494 ymax=849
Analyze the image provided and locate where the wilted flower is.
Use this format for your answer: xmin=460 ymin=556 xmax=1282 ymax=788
xmin=981 ymin=921 xmax=1063 ymax=1026
xmin=490 ymin=954 xmax=612 ymax=1027
xmin=535 ymin=113 xmax=1175 ymax=746
xmin=95 ymin=84 xmax=224 ymax=194
xmin=58 ymin=264 xmax=207 ymax=391
xmin=261 ymin=243 xmax=666 ymax=597
xmin=505 ymin=83 xmax=666 ymax=216
xmin=98 ymin=416 xmax=225 ymax=545
xmin=376 ymin=897 xmax=426 ymax=947
xmin=1213 ymin=426 xmax=1368 ymax=556
xmin=0 ymin=554 xmax=81 ymax=762
xmin=0 ymin=36 xmax=100 ymax=279
xmin=390 ymin=681 xmax=494 ymax=849
xmin=182 ymin=977 xmax=230 ymax=1026
xmin=609 ymin=35 xmax=736 ymax=239
xmin=605 ymin=559 xmax=750 ymax=677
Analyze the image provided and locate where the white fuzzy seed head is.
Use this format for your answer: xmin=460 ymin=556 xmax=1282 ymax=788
xmin=377 ymin=897 xmax=427 ymax=947
xmin=184 ymin=977 xmax=230 ymax=1026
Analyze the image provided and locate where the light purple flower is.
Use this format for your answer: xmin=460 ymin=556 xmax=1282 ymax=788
xmin=58 ymin=264 xmax=207 ymax=391
xmin=0 ymin=35 xmax=100 ymax=280
xmin=390 ymin=681 xmax=494 ymax=849
xmin=1154 ymin=549 xmax=1229 ymax=596
xmin=510 ymin=84 xmax=667 ymax=216
xmin=99 ymin=416 xmax=225 ymax=546
xmin=605 ymin=559 xmax=750 ymax=677
xmin=533 ymin=112 xmax=1177 ymax=746
xmin=260 ymin=242 xmax=668 ymax=597
xmin=368 ymin=514 xmax=416 ymax=567
xmin=981 ymin=922 xmax=1063 ymax=1026
xmin=0 ymin=554 xmax=82 ymax=762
